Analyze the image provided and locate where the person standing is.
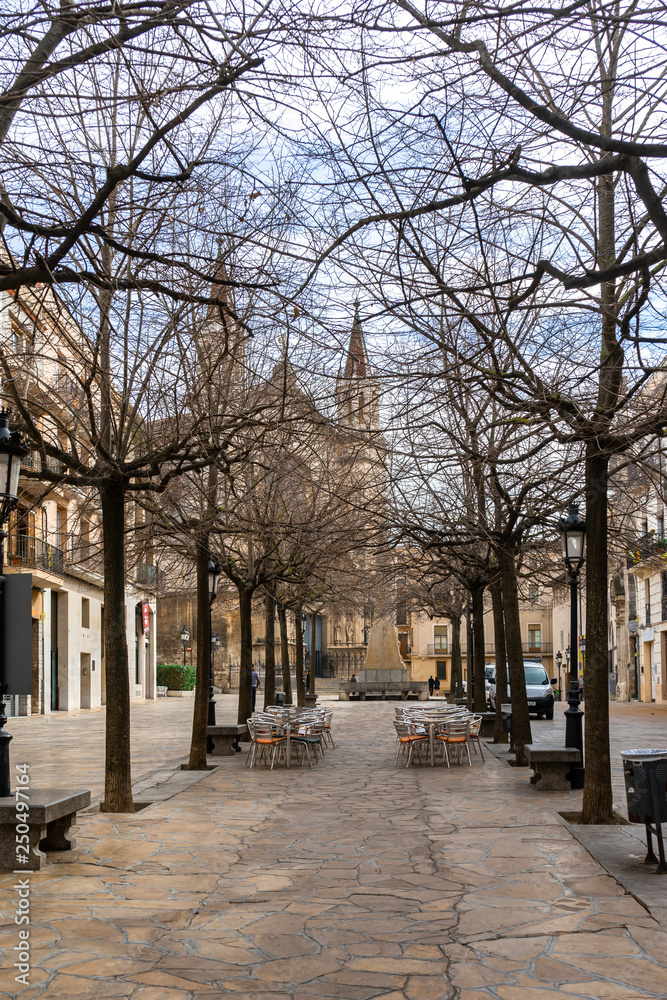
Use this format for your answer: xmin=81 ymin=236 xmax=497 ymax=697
xmin=434 ymin=676 xmax=441 ymax=696
xmin=306 ymin=670 xmax=310 ymax=693
xmin=428 ymin=675 xmax=435 ymax=696
xmin=252 ymin=666 xmax=260 ymax=711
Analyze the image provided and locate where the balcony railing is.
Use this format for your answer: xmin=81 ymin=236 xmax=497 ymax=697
xmin=7 ymin=534 xmax=64 ymax=574
xmin=136 ymin=562 xmax=166 ymax=591
xmin=629 ymin=533 xmax=667 ymax=566
xmin=418 ymin=641 xmax=553 ymax=657
xmin=427 ymin=643 xmax=449 ymax=655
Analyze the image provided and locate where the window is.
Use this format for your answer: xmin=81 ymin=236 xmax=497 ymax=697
xmin=56 ymin=506 xmax=67 ymax=549
xmin=527 ymin=583 xmax=539 ymax=600
xmin=81 ymin=598 xmax=90 ymax=629
xmin=645 ymin=578 xmax=651 ymax=625
xmin=662 ymin=572 xmax=667 ymax=622
xmin=434 ymin=625 xmax=448 ymax=652
xmin=436 ymin=661 xmax=447 ymax=680
xmin=659 ymin=511 xmax=665 ymax=539
xmin=528 ymin=625 xmax=541 ymax=651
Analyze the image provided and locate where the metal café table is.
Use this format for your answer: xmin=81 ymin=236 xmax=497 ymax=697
xmin=407 ymin=711 xmax=467 ymax=767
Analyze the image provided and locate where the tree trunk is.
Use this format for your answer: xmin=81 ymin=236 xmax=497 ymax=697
xmin=498 ymin=545 xmax=532 ymax=765
xmin=472 ymin=584 xmax=486 ymax=712
xmin=263 ymin=588 xmax=276 ymax=709
xmin=582 ymin=446 xmax=613 ymax=823
xmin=449 ymin=614 xmax=462 ymax=703
xmin=100 ymin=482 xmax=133 ymax=812
xmin=295 ymin=607 xmax=305 ymax=706
xmin=310 ymin=611 xmax=317 ymax=697
xmin=465 ymin=602 xmax=473 ymax=710
xmin=188 ymin=537 xmax=210 ymax=769
xmin=278 ymin=603 xmax=292 ymax=705
xmin=237 ymin=586 xmax=253 ymax=724
xmin=490 ymin=576 xmax=508 ymax=743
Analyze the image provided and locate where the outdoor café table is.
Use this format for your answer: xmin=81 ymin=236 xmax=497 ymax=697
xmin=409 ymin=712 xmax=467 ymax=767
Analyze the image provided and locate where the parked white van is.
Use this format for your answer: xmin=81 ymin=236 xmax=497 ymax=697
xmin=488 ymin=660 xmax=556 ymax=720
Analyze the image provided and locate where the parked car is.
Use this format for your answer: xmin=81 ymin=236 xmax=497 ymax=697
xmin=485 ymin=665 xmax=495 ymax=706
xmin=488 ymin=660 xmax=556 ymax=719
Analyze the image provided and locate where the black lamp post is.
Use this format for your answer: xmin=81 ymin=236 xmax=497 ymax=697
xmin=208 ymin=558 xmax=221 ymax=728
xmin=180 ymin=625 xmax=190 ymax=667
xmin=555 ymin=650 xmax=563 ymax=701
xmin=0 ymin=409 xmax=28 ymax=798
xmin=558 ymin=502 xmax=586 ymax=789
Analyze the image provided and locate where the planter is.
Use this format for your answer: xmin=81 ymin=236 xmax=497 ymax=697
xmin=166 ymin=689 xmax=194 ymax=698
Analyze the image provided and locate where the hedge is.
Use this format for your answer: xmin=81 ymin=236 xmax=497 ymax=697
xmin=156 ymin=663 xmax=197 ymax=690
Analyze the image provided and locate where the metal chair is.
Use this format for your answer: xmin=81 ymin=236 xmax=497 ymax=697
xmin=393 ymin=720 xmax=429 ymax=767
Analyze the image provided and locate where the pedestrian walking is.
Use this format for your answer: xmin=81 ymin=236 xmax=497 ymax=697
xmin=434 ymin=676 xmax=441 ymax=696
xmin=428 ymin=675 xmax=435 ymax=696
xmin=252 ymin=666 xmax=260 ymax=711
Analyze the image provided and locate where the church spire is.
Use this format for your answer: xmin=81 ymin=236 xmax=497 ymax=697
xmin=343 ymin=299 xmax=369 ymax=379
xmin=337 ymin=301 xmax=379 ymax=432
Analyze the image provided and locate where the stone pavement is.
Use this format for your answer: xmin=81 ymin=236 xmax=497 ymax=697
xmin=0 ymin=701 xmax=665 ymax=999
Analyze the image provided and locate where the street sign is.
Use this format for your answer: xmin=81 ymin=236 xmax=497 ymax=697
xmin=3 ymin=574 xmax=33 ymax=695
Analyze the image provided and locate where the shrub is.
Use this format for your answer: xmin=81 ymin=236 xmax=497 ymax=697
xmin=156 ymin=663 xmax=197 ymax=690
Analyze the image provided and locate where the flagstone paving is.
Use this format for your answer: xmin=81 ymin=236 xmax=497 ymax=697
xmin=0 ymin=701 xmax=665 ymax=999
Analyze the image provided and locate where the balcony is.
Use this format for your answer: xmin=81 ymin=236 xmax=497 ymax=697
xmin=7 ymin=534 xmax=64 ymax=575
xmin=628 ymin=533 xmax=667 ymax=568
xmin=136 ymin=562 xmax=166 ymax=591
xmin=55 ymin=373 xmax=81 ymax=404
xmin=419 ymin=641 xmax=553 ymax=658
xmin=68 ymin=537 xmax=103 ymax=576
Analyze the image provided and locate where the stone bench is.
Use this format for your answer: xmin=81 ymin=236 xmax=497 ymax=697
xmin=525 ymin=745 xmax=581 ymax=791
xmin=0 ymin=788 xmax=91 ymax=871
xmin=207 ymin=724 xmax=248 ymax=756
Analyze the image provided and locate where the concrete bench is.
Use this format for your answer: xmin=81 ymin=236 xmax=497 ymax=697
xmin=207 ymin=724 xmax=248 ymax=756
xmin=525 ymin=745 xmax=581 ymax=791
xmin=0 ymin=788 xmax=91 ymax=871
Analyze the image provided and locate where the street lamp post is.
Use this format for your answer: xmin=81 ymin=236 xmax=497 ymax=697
xmin=208 ymin=558 xmax=221 ymax=729
xmin=558 ymin=503 xmax=586 ymax=789
xmin=180 ymin=625 xmax=190 ymax=668
xmin=555 ymin=650 xmax=563 ymax=701
xmin=0 ymin=409 xmax=28 ymax=798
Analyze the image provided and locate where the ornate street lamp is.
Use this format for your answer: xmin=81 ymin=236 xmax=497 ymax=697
xmin=555 ymin=650 xmax=563 ymax=701
xmin=208 ymin=557 xmax=221 ymax=729
xmin=558 ymin=502 xmax=586 ymax=788
xmin=0 ymin=409 xmax=28 ymax=797
xmin=180 ymin=625 xmax=190 ymax=668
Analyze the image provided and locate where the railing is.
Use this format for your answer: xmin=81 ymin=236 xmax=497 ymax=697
xmin=68 ymin=537 xmax=103 ymax=575
xmin=55 ymin=373 xmax=80 ymax=403
xmin=427 ymin=643 xmax=449 ymax=656
xmin=136 ymin=562 xmax=166 ymax=591
xmin=629 ymin=533 xmax=667 ymax=566
xmin=7 ymin=534 xmax=64 ymax=574
xmin=419 ymin=641 xmax=553 ymax=657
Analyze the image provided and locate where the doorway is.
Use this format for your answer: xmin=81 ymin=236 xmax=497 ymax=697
xmin=50 ymin=591 xmax=58 ymax=711
xmin=80 ymin=652 xmax=91 ymax=709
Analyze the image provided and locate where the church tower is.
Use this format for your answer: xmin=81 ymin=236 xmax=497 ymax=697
xmin=337 ymin=301 xmax=379 ymax=432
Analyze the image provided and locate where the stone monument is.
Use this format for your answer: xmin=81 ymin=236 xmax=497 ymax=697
xmin=339 ymin=619 xmax=429 ymax=700
xmin=358 ymin=619 xmax=408 ymax=683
